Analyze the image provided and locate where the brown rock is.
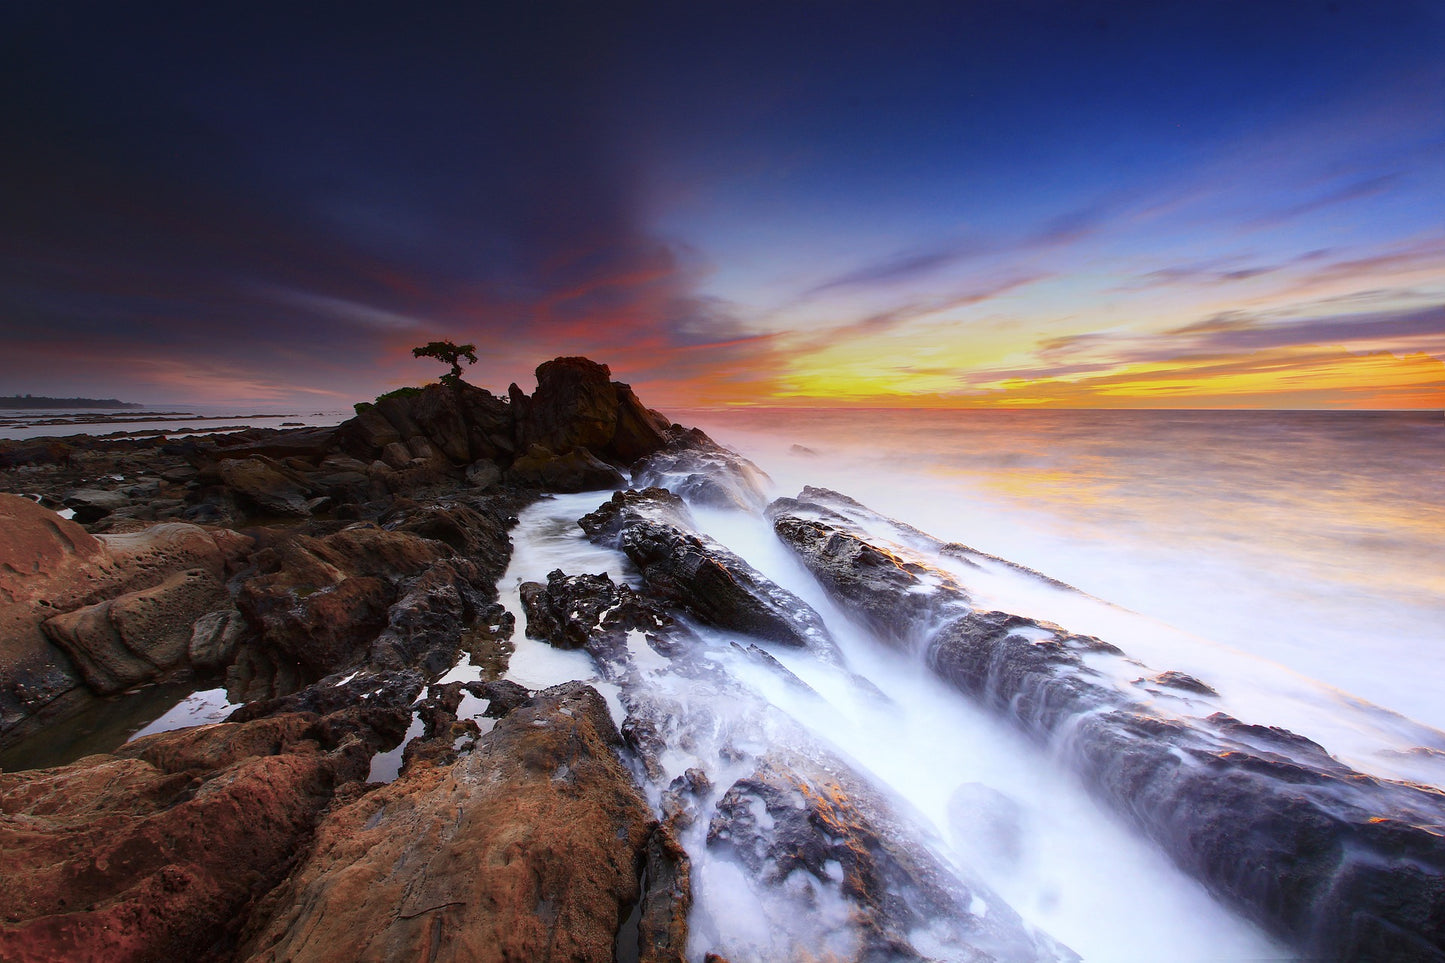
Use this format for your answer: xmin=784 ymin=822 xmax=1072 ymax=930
xmin=217 ymin=456 xmax=315 ymax=518
xmin=234 ymin=526 xmax=454 ymax=676
xmin=0 ymin=713 xmax=368 ymax=962
xmin=237 ymin=682 xmax=655 ymax=963
xmin=507 ymin=444 xmax=625 ymax=492
xmin=42 ymin=567 xmax=228 ymax=694
xmin=0 ymin=496 xmax=250 ymax=747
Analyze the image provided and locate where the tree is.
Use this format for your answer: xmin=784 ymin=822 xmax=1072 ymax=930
xmin=412 ymin=340 xmax=478 ymax=386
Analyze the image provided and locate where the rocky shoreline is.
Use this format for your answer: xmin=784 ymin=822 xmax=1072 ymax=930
xmin=1 ymin=357 xmax=1442 ymax=961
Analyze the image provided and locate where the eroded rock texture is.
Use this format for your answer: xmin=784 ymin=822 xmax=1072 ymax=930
xmin=236 ymin=683 xmax=656 ymax=963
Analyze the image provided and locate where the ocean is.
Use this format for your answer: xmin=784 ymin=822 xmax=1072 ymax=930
xmin=678 ymin=407 xmax=1445 ymax=733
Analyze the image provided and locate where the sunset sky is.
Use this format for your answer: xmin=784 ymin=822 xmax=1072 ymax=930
xmin=3 ymin=2 xmax=1443 ymax=409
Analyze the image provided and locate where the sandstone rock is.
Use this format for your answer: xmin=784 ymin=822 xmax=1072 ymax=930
xmin=42 ymin=567 xmax=228 ymax=694
xmin=507 ymin=444 xmax=626 ymax=492
xmin=0 ymin=496 xmax=249 ymax=748
xmin=0 ymin=712 xmax=370 ymax=962
xmin=217 ymin=456 xmax=315 ymax=518
xmin=236 ymin=683 xmax=658 ymax=963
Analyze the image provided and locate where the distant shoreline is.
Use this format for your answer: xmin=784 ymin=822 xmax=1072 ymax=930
xmin=0 ymin=396 xmax=141 ymax=410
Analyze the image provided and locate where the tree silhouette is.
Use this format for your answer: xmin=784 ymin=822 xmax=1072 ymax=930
xmin=412 ymin=340 xmax=478 ymax=386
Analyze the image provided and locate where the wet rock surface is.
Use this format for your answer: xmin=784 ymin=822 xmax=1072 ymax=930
xmin=708 ymin=751 xmax=1075 ymax=962
xmin=581 ymin=488 xmax=839 ymax=657
xmin=770 ymin=486 xmax=1445 ymax=962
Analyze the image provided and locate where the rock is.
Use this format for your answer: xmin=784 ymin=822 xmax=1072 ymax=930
xmin=0 ymin=496 xmax=249 ymax=748
xmin=583 ymin=489 xmax=837 ymax=656
xmin=707 ymin=751 xmax=1073 ymax=962
xmin=236 ymin=683 xmax=660 ymax=963
xmin=42 ymin=567 xmax=228 ymax=694
xmin=770 ymin=487 xmax=1445 ymax=961
xmin=0 ymin=712 xmax=371 ymax=961
xmin=521 ymin=357 xmax=670 ymax=465
xmin=379 ymin=441 xmax=413 ymax=469
xmin=507 ymin=444 xmax=626 ymax=492
xmin=188 ymin=607 xmax=249 ymax=669
xmin=234 ymin=526 xmax=453 ymax=676
xmin=465 ymin=459 xmax=501 ymax=489
xmin=631 ymin=434 xmax=772 ymax=512
xmin=520 ymin=569 xmax=672 ymax=655
xmin=61 ymin=487 xmax=131 ymax=522
xmin=216 ymin=456 xmax=316 ymax=518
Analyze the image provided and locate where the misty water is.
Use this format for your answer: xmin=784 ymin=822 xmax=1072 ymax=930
xmin=445 ymin=408 xmax=1440 ymax=961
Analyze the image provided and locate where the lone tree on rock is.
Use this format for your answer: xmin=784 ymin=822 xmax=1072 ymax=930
xmin=412 ymin=340 xmax=478 ymax=386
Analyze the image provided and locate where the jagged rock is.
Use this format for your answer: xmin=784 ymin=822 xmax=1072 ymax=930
xmin=582 ymin=489 xmax=837 ymax=655
xmin=507 ymin=444 xmax=626 ymax=492
xmin=234 ymin=526 xmax=453 ymax=676
xmin=770 ymin=487 xmax=1445 ymax=961
xmin=235 ymin=683 xmax=659 ymax=963
xmin=521 ymin=357 xmax=670 ymax=465
xmin=0 ymin=712 xmax=371 ymax=961
xmin=42 ymin=567 xmax=228 ymax=694
xmin=520 ymin=569 xmax=671 ymax=655
xmin=707 ymin=751 xmax=1073 ymax=962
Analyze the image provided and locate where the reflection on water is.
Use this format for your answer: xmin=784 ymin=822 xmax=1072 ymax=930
xmin=0 ymin=680 xmax=231 ymax=772
xmin=678 ymin=407 xmax=1445 ymax=729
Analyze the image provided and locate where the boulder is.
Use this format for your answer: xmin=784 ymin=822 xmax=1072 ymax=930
xmin=236 ymin=683 xmax=660 ymax=963
xmin=42 ymin=567 xmax=228 ymax=694
xmin=631 ymin=433 xmax=772 ymax=512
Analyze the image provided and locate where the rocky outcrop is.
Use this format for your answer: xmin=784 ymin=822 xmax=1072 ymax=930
xmin=236 ymin=683 xmax=660 ymax=963
xmin=519 ymin=357 xmax=671 ymax=465
xmin=580 ymin=488 xmax=838 ymax=657
xmin=0 ymin=712 xmax=372 ymax=962
xmin=0 ymin=495 xmax=251 ymax=748
xmin=42 ymin=567 xmax=229 ymax=694
xmin=769 ymin=487 xmax=1445 ymax=961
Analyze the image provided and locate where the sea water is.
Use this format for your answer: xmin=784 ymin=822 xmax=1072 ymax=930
xmin=678 ymin=408 xmax=1445 ymax=732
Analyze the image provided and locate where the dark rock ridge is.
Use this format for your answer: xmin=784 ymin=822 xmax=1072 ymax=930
xmin=769 ymin=486 xmax=1445 ymax=962
xmin=579 ymin=487 xmax=839 ymax=659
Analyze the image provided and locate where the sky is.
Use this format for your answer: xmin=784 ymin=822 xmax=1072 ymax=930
xmin=2 ymin=1 xmax=1443 ymax=409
